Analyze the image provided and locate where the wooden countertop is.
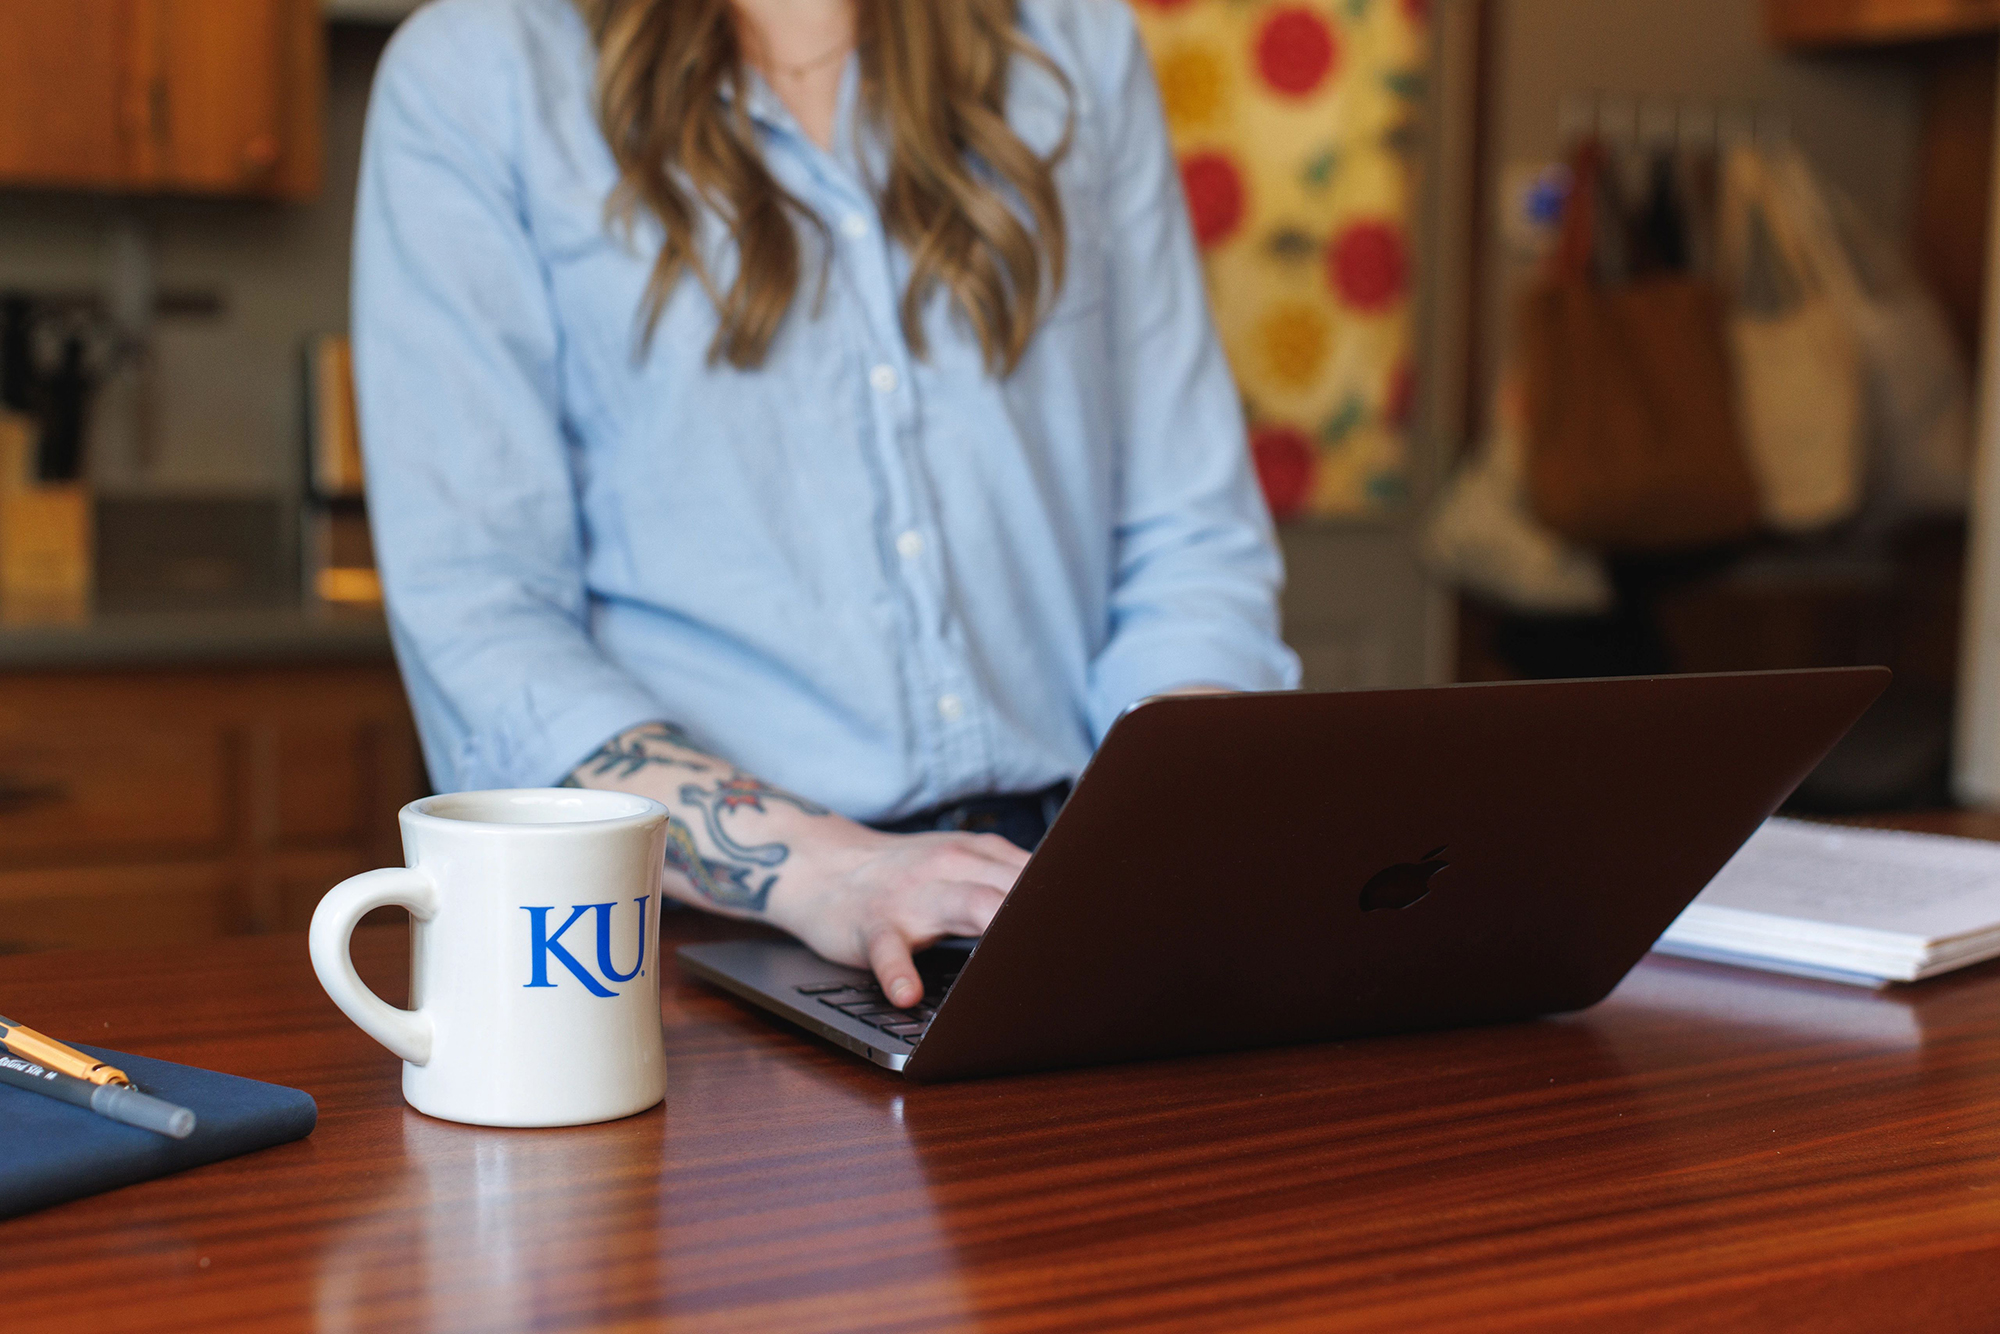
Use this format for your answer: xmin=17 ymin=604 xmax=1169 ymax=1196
xmin=4 ymin=868 xmax=1999 ymax=1331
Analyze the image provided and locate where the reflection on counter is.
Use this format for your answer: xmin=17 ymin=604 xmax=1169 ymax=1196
xmin=1616 ymin=953 xmax=1925 ymax=1048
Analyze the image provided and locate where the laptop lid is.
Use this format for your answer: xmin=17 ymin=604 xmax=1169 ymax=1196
xmin=897 ymin=667 xmax=1888 ymax=1081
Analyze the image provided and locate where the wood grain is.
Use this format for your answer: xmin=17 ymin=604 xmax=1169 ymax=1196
xmin=0 ymin=1 xmax=143 ymax=189
xmin=0 ymin=719 xmax=228 ymax=859
xmin=0 ymin=663 xmax=423 ymax=950
xmin=154 ymin=0 xmax=323 ymax=199
xmin=1767 ymin=0 xmax=2000 ymax=46
xmin=3 ymin=824 xmax=1998 ymax=1332
xmin=0 ymin=0 xmax=322 ymax=199
xmin=1911 ymin=40 xmax=1997 ymax=361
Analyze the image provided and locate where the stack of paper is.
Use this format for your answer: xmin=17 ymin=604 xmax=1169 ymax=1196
xmin=1655 ymin=818 xmax=2000 ymax=986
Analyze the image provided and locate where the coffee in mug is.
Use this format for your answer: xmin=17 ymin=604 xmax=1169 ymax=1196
xmin=309 ymin=788 xmax=669 ymax=1127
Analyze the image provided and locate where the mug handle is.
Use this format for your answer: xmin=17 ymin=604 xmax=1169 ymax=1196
xmin=308 ymin=867 xmax=439 ymax=1066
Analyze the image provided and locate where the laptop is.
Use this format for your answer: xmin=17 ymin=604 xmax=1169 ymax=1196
xmin=679 ymin=667 xmax=1889 ymax=1082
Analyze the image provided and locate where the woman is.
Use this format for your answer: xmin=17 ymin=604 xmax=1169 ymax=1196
xmin=352 ymin=0 xmax=1299 ymax=1009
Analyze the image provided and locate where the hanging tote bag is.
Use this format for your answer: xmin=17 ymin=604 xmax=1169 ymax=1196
xmin=1770 ymin=149 xmax=1973 ymax=522
xmin=1518 ymin=140 xmax=1762 ymax=552
xmin=1719 ymin=144 xmax=1865 ymax=533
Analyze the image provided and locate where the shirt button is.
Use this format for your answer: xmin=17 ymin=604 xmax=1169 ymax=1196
xmin=841 ymin=213 xmax=870 ymax=239
xmin=869 ymin=364 xmax=898 ymax=394
xmin=895 ymin=530 xmax=925 ymax=560
xmin=936 ymin=693 xmax=964 ymax=722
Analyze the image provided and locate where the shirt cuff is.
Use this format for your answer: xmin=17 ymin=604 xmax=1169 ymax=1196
xmin=1085 ymin=630 xmax=1301 ymax=741
xmin=471 ymin=676 xmax=669 ymax=791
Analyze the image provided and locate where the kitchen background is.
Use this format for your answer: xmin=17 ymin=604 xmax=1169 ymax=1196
xmin=3 ymin=0 xmax=1998 ymax=952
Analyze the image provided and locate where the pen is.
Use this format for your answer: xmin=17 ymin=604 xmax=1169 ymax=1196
xmin=0 ymin=1013 xmax=130 ymax=1086
xmin=0 ymin=1052 xmax=197 ymax=1138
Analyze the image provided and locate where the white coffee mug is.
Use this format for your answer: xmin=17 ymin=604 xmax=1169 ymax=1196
xmin=309 ymin=788 xmax=670 ymax=1127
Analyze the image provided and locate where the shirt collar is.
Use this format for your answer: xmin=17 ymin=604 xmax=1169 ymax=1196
xmin=721 ymin=57 xmax=861 ymax=141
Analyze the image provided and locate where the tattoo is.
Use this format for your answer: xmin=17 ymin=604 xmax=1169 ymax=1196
xmin=561 ymin=722 xmax=833 ymax=916
xmin=561 ymin=722 xmax=713 ymax=786
xmin=679 ymin=774 xmax=828 ymax=866
xmin=663 ymin=814 xmax=780 ymax=912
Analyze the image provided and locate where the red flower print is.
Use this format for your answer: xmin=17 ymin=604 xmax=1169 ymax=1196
xmin=1250 ymin=424 xmax=1316 ymax=520
xmin=1328 ymin=220 xmax=1408 ymax=313
xmin=1255 ymin=9 xmax=1340 ymax=99
xmin=1180 ymin=151 xmax=1246 ymax=249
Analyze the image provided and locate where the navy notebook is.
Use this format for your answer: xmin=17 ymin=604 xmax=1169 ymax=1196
xmin=0 ymin=1043 xmax=317 ymax=1220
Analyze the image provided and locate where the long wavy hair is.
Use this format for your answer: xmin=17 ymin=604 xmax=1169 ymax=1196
xmin=574 ymin=0 xmax=1071 ymax=374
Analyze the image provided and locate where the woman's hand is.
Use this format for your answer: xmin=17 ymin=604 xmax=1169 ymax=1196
xmin=763 ymin=825 xmax=1030 ymax=1007
xmin=563 ymin=721 xmax=1030 ymax=1005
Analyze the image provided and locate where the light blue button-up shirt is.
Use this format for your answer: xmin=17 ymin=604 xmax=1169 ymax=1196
xmin=352 ymin=0 xmax=1299 ymax=820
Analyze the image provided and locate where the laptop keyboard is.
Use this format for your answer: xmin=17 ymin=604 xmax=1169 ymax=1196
xmin=797 ymin=962 xmax=962 ymax=1045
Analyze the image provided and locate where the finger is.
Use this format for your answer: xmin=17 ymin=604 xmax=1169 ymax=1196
xmin=937 ymin=881 xmax=1006 ymax=937
xmin=932 ymin=846 xmax=1027 ymax=896
xmin=866 ymin=930 xmax=923 ymax=1008
xmin=966 ymin=832 xmax=1033 ymax=870
xmin=891 ymin=881 xmax=1005 ymax=948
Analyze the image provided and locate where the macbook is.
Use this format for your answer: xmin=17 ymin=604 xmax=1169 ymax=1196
xmin=679 ymin=667 xmax=1888 ymax=1081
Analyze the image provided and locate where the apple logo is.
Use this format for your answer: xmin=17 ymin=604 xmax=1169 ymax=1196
xmin=1360 ymin=845 xmax=1450 ymax=912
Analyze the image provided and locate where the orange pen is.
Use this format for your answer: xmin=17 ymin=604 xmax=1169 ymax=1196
xmin=0 ymin=1014 xmax=130 ymax=1086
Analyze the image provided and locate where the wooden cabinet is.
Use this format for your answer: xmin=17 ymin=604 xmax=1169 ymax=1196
xmin=1767 ymin=0 xmax=2000 ymax=46
xmin=0 ymin=5 xmax=139 ymax=189
xmin=0 ymin=662 xmax=424 ymax=953
xmin=0 ymin=0 xmax=323 ymax=199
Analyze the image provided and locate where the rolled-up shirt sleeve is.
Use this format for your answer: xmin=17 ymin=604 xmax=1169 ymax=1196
xmin=1081 ymin=7 xmax=1302 ymax=738
xmin=352 ymin=12 xmax=661 ymax=792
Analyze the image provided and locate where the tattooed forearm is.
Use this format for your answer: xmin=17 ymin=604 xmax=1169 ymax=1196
xmin=560 ymin=722 xmax=713 ymax=786
xmin=679 ymin=774 xmax=828 ymax=865
xmin=662 ymin=775 xmax=831 ymax=912
xmin=561 ymin=721 xmax=835 ymax=916
xmin=663 ymin=814 xmax=779 ymax=912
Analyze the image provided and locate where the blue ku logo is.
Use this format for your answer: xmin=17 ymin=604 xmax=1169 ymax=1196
xmin=522 ymin=898 xmax=649 ymax=997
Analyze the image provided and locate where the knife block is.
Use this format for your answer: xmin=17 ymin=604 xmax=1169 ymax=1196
xmin=0 ymin=411 xmax=92 ymax=626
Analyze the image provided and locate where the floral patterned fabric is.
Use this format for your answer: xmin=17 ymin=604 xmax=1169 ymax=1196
xmin=1129 ymin=0 xmax=1429 ymax=518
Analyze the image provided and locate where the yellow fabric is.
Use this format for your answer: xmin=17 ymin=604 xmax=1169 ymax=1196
xmin=1129 ymin=0 xmax=1428 ymax=518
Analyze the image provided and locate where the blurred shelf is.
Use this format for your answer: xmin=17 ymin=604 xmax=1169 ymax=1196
xmin=324 ymin=0 xmax=421 ymax=21
xmin=0 ymin=606 xmax=392 ymax=671
xmin=1766 ymin=0 xmax=2000 ymax=47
